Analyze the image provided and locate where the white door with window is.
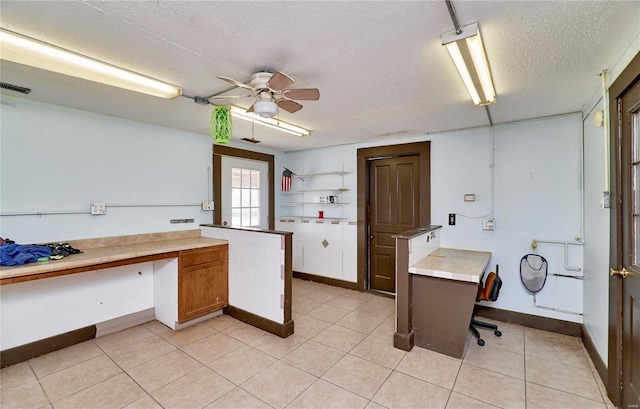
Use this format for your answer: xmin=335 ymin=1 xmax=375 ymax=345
xmin=221 ymin=156 xmax=269 ymax=229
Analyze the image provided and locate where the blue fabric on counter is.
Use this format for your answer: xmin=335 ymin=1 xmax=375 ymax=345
xmin=0 ymin=243 xmax=52 ymax=266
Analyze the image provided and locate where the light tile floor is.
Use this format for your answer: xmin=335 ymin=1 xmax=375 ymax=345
xmin=1 ymin=278 xmax=615 ymax=409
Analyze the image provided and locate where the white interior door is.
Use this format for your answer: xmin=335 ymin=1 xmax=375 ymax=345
xmin=221 ymin=156 xmax=269 ymax=229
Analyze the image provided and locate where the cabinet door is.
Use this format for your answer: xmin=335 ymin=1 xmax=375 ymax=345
xmin=178 ymin=260 xmax=228 ymax=322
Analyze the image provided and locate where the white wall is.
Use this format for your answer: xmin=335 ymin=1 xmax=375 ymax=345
xmin=0 ymin=98 xmax=284 ymax=243
xmin=284 ymin=113 xmax=588 ymax=323
xmin=280 ymin=145 xmax=357 ymax=221
xmin=578 ymin=37 xmax=639 ymax=367
xmin=582 ymin=102 xmax=610 ymax=365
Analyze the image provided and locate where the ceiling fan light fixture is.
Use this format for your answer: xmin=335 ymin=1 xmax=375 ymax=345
xmin=230 ymin=105 xmax=310 ymax=137
xmin=0 ymin=28 xmax=182 ymax=99
xmin=442 ymin=22 xmax=495 ymax=106
xmin=253 ymin=99 xmax=278 ymax=118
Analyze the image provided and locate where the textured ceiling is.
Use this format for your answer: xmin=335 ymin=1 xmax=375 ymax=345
xmin=0 ymin=1 xmax=638 ymax=152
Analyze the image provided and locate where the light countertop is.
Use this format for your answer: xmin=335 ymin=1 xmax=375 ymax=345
xmin=1 ymin=237 xmax=228 ymax=284
xmin=408 ymin=247 xmax=492 ymax=283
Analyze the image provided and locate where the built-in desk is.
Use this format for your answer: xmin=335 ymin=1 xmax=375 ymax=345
xmin=394 ymin=226 xmax=491 ymax=358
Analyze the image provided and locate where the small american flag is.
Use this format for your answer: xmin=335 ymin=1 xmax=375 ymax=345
xmin=282 ymin=168 xmax=293 ymax=191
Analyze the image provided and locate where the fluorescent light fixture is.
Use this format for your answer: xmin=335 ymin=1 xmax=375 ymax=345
xmin=0 ymin=28 xmax=182 ymax=99
xmin=230 ymin=105 xmax=310 ymax=137
xmin=442 ymin=22 xmax=495 ymax=106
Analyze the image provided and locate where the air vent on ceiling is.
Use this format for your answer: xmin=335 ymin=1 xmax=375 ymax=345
xmin=1 ymin=82 xmax=31 ymax=94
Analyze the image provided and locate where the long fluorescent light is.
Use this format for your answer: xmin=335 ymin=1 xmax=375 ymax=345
xmin=230 ymin=105 xmax=310 ymax=137
xmin=442 ymin=22 xmax=495 ymax=106
xmin=0 ymin=28 xmax=182 ymax=99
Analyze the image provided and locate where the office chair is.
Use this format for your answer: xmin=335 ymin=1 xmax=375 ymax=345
xmin=470 ymin=265 xmax=503 ymax=346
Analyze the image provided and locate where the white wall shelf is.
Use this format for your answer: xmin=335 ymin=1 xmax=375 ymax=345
xmin=294 ymin=171 xmax=350 ymax=178
xmin=282 ymin=188 xmax=349 ymax=194
xmin=282 ymin=202 xmax=349 ymax=206
xmin=282 ymin=168 xmax=351 ymax=219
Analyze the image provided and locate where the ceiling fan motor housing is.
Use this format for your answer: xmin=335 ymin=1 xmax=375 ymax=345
xmin=249 ymin=72 xmax=274 ymax=90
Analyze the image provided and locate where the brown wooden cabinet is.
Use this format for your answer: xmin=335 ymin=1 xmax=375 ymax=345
xmin=178 ymin=245 xmax=228 ymax=322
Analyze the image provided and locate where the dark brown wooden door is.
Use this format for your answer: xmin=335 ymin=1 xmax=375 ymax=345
xmin=368 ymin=155 xmax=420 ymax=292
xmin=614 ymin=75 xmax=640 ymax=409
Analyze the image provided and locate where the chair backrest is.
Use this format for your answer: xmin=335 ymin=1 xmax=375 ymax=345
xmin=483 ymin=272 xmax=502 ymax=302
xmin=477 ymin=269 xmax=502 ymax=302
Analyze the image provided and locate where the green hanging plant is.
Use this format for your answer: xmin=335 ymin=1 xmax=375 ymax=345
xmin=210 ymin=106 xmax=232 ymax=144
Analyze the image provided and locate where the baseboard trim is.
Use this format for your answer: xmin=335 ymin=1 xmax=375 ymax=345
xmin=293 ymin=271 xmax=360 ymax=290
xmin=95 ymin=308 xmax=156 ymax=338
xmin=474 ymin=306 xmax=582 ymax=337
xmin=224 ymin=305 xmax=294 ymax=338
xmin=175 ymin=309 xmax=223 ymax=331
xmin=1 ymin=325 xmax=96 ymax=368
xmin=582 ymin=325 xmax=608 ymax=388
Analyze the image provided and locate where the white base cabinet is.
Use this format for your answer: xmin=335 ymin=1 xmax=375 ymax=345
xmin=277 ymin=219 xmax=357 ymax=282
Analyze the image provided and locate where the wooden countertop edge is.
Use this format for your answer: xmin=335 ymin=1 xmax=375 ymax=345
xmin=0 ymin=252 xmax=181 ymax=285
xmin=0 ymin=239 xmax=228 ymax=286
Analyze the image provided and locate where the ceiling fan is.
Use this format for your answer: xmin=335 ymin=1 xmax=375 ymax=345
xmin=189 ymin=71 xmax=320 ymax=118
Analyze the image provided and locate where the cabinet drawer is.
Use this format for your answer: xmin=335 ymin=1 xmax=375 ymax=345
xmin=180 ymin=245 xmax=227 ymax=267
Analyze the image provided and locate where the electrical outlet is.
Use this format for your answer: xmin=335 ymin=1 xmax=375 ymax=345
xmin=201 ymin=201 xmax=214 ymax=211
xmin=464 ymin=193 xmax=476 ymax=202
xmin=448 ymin=213 xmax=456 ymax=225
xmin=90 ymin=203 xmax=106 ymax=215
xmin=483 ymin=218 xmax=495 ymax=231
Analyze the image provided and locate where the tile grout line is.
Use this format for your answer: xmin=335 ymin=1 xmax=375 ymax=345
xmin=27 ymin=358 xmax=56 ymax=408
xmin=580 ymin=343 xmax=609 ymax=405
xmin=101 ymin=341 xmax=166 ymax=409
xmin=443 ymin=341 xmax=466 ymax=409
xmin=285 ymin=287 xmax=396 ymax=407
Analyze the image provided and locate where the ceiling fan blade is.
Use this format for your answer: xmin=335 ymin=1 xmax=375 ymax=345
xmin=209 ymin=94 xmax=253 ymax=99
xmin=217 ymin=76 xmax=256 ymax=91
xmin=283 ymin=88 xmax=320 ymax=101
xmin=247 ymin=103 xmax=255 ymax=113
xmin=277 ymin=99 xmax=303 ymax=113
xmin=267 ymin=71 xmax=295 ymax=92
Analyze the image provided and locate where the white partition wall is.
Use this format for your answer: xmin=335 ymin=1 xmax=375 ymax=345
xmin=200 ymin=225 xmax=286 ymax=324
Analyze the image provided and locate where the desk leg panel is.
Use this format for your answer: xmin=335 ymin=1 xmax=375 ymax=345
xmin=411 ymin=275 xmax=476 ymax=359
xmin=394 ymin=238 xmax=414 ymax=351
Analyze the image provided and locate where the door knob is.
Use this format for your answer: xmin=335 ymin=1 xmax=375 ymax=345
xmin=610 ymin=267 xmax=630 ymax=278
xmin=369 ymin=235 xmax=374 ymax=240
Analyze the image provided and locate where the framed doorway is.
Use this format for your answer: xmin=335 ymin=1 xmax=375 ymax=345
xmin=213 ymin=145 xmax=275 ymax=230
xmin=357 ymin=141 xmax=431 ymax=293
xmin=607 ymin=51 xmax=640 ymax=408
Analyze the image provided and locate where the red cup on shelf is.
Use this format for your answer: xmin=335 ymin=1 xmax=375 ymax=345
xmin=318 ymin=211 xmax=324 ymax=219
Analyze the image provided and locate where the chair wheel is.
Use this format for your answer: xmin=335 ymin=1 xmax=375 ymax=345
xmin=495 ymin=330 xmax=502 ymax=337
xmin=477 ymin=339 xmax=485 ymax=346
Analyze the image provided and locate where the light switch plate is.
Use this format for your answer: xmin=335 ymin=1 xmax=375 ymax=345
xmin=601 ymin=192 xmax=610 ymax=209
